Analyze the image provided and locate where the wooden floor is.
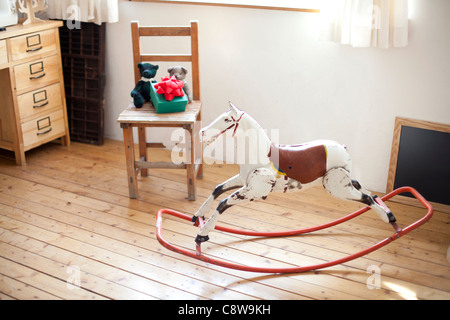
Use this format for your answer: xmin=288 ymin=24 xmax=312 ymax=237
xmin=0 ymin=139 xmax=448 ymax=300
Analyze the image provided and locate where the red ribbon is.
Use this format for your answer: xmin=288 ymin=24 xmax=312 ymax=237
xmin=154 ymin=76 xmax=185 ymax=101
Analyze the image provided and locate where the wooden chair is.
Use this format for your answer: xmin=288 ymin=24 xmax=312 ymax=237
xmin=117 ymin=20 xmax=203 ymax=200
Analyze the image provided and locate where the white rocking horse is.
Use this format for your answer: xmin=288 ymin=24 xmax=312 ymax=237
xmin=192 ymin=103 xmax=396 ymax=243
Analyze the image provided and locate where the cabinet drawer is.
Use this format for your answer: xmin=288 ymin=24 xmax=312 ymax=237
xmin=9 ymin=29 xmax=57 ymax=62
xmin=22 ymin=109 xmax=66 ymax=150
xmin=14 ymin=55 xmax=60 ymax=93
xmin=0 ymin=40 xmax=7 ymax=65
xmin=17 ymin=83 xmax=63 ymax=121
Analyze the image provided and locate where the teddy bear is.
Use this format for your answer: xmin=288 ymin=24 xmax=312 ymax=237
xmin=131 ymin=62 xmax=159 ymax=108
xmin=168 ymin=66 xmax=192 ymax=103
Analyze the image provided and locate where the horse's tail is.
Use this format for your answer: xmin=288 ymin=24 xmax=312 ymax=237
xmin=324 ymin=141 xmax=352 ymax=173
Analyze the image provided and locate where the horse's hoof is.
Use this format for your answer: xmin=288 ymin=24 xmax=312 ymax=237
xmin=195 ymin=235 xmax=209 ymax=243
xmin=373 ymin=195 xmax=396 ymax=223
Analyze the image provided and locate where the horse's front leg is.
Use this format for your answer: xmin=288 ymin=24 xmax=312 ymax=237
xmin=192 ymin=174 xmax=243 ymax=223
xmin=195 ymin=168 xmax=275 ymax=243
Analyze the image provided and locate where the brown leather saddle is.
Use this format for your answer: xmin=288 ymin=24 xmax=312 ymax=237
xmin=268 ymin=143 xmax=327 ymax=184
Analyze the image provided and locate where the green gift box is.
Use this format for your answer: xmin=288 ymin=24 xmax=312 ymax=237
xmin=149 ymin=80 xmax=188 ymax=114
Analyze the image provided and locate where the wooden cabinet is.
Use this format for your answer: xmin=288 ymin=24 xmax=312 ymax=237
xmin=0 ymin=21 xmax=70 ymax=165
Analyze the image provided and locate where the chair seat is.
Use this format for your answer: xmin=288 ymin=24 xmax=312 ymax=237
xmin=117 ymin=101 xmax=201 ymax=126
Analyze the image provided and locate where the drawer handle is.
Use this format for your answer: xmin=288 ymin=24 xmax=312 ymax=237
xmin=30 ymin=73 xmax=46 ymax=80
xmin=33 ymin=101 xmax=49 ymax=109
xmin=26 ymin=46 xmax=43 ymax=53
xmin=37 ymin=127 xmax=52 ymax=136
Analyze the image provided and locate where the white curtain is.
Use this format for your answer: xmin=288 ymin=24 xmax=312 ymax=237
xmin=319 ymin=0 xmax=408 ymax=48
xmin=47 ymin=0 xmax=119 ymax=25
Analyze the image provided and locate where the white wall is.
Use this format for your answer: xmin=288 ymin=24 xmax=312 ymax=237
xmin=104 ymin=0 xmax=450 ymax=193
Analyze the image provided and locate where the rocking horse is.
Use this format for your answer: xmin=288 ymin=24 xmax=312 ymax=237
xmin=156 ymin=103 xmax=433 ymax=273
xmin=192 ymin=102 xmax=396 ymax=243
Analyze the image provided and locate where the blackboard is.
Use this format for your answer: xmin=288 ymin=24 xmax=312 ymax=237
xmin=387 ymin=117 xmax=450 ymax=205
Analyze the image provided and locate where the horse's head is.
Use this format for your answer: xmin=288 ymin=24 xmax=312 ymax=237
xmin=201 ymin=102 xmax=245 ymax=146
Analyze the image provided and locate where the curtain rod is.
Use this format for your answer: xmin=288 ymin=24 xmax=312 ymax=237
xmin=128 ymin=0 xmax=321 ymax=13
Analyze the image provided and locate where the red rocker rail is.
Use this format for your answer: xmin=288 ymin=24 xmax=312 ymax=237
xmin=156 ymin=186 xmax=433 ymax=273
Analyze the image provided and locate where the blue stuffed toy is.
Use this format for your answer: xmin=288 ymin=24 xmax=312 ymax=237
xmin=131 ymin=62 xmax=159 ymax=108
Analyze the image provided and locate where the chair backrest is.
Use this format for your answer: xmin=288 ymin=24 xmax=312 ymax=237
xmin=131 ymin=20 xmax=200 ymax=101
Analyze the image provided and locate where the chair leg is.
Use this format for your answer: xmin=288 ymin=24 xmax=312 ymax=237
xmin=138 ymin=126 xmax=148 ymax=177
xmin=195 ymin=115 xmax=203 ymax=179
xmin=185 ymin=125 xmax=196 ymax=201
xmin=197 ymin=161 xmax=203 ymax=179
xmin=122 ymin=124 xmax=138 ymax=199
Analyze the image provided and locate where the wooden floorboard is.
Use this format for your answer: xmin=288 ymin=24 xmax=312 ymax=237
xmin=0 ymin=139 xmax=448 ymax=300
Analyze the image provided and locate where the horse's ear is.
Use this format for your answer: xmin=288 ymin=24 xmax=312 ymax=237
xmin=228 ymin=101 xmax=241 ymax=113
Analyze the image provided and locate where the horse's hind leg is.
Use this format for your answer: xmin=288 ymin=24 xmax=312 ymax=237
xmin=323 ymin=168 xmax=395 ymax=223
xmin=351 ymin=179 xmax=371 ymax=195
